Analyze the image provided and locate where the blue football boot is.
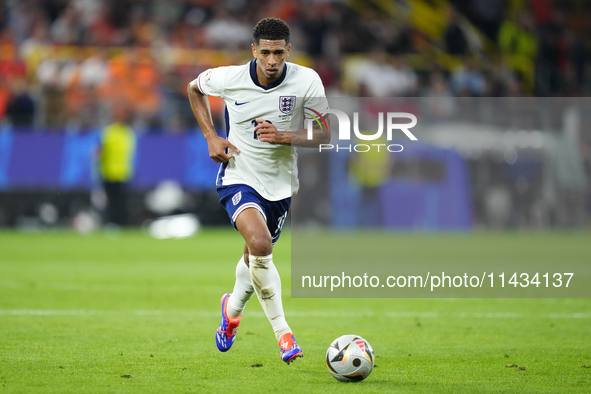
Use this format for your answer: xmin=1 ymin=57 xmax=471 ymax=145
xmin=278 ymin=333 xmax=303 ymax=364
xmin=215 ymin=293 xmax=241 ymax=352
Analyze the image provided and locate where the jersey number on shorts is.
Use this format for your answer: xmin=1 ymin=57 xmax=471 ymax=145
xmin=275 ymin=211 xmax=287 ymax=238
xmin=251 ymin=119 xmax=273 ymax=140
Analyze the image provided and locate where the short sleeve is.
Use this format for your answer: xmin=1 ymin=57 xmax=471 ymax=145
xmin=196 ymin=67 xmax=227 ymax=98
xmin=303 ymin=71 xmax=329 ymax=119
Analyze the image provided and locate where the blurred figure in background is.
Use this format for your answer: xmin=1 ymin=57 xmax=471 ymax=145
xmin=98 ymin=101 xmax=136 ymax=226
xmin=349 ymin=134 xmax=393 ymax=227
xmin=451 ymin=56 xmax=486 ymax=96
xmin=444 ymin=7 xmax=470 ymax=56
xmin=497 ymin=11 xmax=537 ymax=92
xmin=354 ymin=48 xmax=418 ymax=97
xmin=5 ymin=78 xmax=35 ymax=127
xmin=36 ymin=49 xmax=66 ymax=129
xmin=424 ymin=70 xmax=456 ymax=120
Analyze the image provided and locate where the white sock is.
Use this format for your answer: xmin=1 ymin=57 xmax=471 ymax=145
xmin=227 ymin=256 xmax=254 ymax=318
xmin=249 ymin=254 xmax=292 ymax=341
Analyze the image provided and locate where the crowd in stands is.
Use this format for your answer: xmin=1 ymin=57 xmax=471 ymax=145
xmin=0 ymin=0 xmax=590 ymax=132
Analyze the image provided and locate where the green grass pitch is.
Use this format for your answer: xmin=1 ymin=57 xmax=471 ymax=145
xmin=1 ymin=229 xmax=590 ymax=393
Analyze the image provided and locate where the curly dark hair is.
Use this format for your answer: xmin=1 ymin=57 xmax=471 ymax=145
xmin=252 ymin=17 xmax=290 ymax=45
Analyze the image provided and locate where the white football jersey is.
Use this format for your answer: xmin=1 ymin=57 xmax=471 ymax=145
xmin=196 ymin=59 xmax=328 ymax=201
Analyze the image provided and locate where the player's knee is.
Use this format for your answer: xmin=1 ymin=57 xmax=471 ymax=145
xmin=248 ymin=234 xmax=272 ymax=256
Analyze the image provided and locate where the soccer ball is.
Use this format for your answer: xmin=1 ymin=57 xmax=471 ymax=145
xmin=326 ymin=335 xmax=374 ymax=382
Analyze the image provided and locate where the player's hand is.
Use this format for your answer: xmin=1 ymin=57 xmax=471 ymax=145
xmin=254 ymin=118 xmax=286 ymax=145
xmin=207 ymin=135 xmax=240 ymax=163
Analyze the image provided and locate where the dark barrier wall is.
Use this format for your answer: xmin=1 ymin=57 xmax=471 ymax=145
xmin=326 ymin=143 xmax=473 ymax=230
xmin=1 ymin=129 xmax=472 ymax=230
xmin=0 ymin=128 xmax=219 ymax=191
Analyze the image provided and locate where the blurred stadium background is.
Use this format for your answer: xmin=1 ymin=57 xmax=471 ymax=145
xmin=0 ymin=0 xmax=590 ymax=232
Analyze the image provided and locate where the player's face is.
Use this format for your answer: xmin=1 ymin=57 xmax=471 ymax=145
xmin=252 ymin=39 xmax=291 ymax=86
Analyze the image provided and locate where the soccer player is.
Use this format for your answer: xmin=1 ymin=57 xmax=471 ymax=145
xmin=187 ymin=17 xmax=330 ymax=364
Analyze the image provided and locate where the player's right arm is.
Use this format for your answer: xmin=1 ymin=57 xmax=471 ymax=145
xmin=187 ymin=75 xmax=239 ymax=163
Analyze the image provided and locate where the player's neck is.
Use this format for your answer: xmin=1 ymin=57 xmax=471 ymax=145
xmin=256 ymin=65 xmax=282 ymax=87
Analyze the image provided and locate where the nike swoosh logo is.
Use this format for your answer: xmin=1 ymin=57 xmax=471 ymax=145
xmin=235 ymin=101 xmax=249 ymax=106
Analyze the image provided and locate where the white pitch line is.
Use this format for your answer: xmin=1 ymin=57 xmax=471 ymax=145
xmin=0 ymin=310 xmax=589 ymax=319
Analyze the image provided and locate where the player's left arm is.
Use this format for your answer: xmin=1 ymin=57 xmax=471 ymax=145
xmin=254 ymin=115 xmax=331 ymax=147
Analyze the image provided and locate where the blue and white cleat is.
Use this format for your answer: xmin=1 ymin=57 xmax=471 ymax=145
xmin=278 ymin=333 xmax=303 ymax=365
xmin=215 ymin=293 xmax=241 ymax=352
